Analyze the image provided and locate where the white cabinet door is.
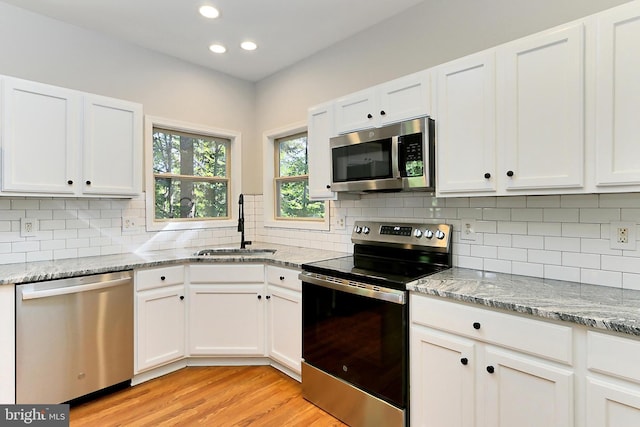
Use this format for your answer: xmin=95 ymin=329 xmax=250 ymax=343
xmin=1 ymin=77 xmax=79 ymax=194
xmin=334 ymin=88 xmax=377 ymax=134
xmin=587 ymin=377 xmax=640 ymax=427
xmin=484 ymin=347 xmax=574 ymax=427
xmin=266 ymin=284 xmax=301 ymax=373
xmin=435 ymin=51 xmax=496 ymax=195
xmin=334 ymin=70 xmax=431 ymax=134
xmin=595 ymin=2 xmax=640 ymax=187
xmin=307 ymin=102 xmax=337 ymax=200
xmin=136 ymin=284 xmax=185 ymax=372
xmin=410 ymin=326 xmax=476 ymax=427
xmin=83 ymin=95 xmax=142 ymax=195
xmin=378 ymin=69 xmax=431 ymax=125
xmin=498 ymin=23 xmax=585 ymax=191
xmin=188 ymin=284 xmax=265 ymax=356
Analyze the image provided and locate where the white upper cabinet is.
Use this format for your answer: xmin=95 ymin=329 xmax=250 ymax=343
xmin=435 ymin=51 xmax=497 ymax=195
xmin=595 ymin=1 xmax=640 ymax=188
xmin=496 ymin=23 xmax=585 ymax=190
xmin=0 ymin=75 xmax=142 ymax=197
xmin=334 ymin=69 xmax=431 ymax=134
xmin=307 ymin=102 xmax=337 ymax=200
xmin=497 ymin=23 xmax=585 ymax=192
xmin=83 ymin=95 xmax=142 ymax=196
xmin=1 ymin=78 xmax=80 ymax=194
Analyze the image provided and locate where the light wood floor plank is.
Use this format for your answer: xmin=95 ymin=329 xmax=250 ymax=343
xmin=70 ymin=366 xmax=347 ymax=426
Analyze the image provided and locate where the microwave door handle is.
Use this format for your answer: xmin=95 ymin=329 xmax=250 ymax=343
xmin=391 ymin=136 xmax=401 ymax=179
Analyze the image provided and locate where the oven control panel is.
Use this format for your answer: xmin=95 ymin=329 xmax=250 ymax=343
xmin=352 ymin=221 xmax=451 ymax=250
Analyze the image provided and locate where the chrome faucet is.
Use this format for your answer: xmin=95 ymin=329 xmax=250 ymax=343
xmin=237 ymin=194 xmax=251 ymax=249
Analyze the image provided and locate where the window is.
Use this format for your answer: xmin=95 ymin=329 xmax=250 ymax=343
xmin=275 ymin=132 xmax=324 ymax=220
xmin=145 ymin=116 xmax=241 ymax=231
xmin=153 ymin=127 xmax=230 ymax=220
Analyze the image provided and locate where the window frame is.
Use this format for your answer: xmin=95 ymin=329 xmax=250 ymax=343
xmin=263 ymin=122 xmax=329 ymax=231
xmin=145 ymin=115 xmax=242 ymax=232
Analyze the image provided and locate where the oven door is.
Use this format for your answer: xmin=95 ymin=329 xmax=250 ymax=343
xmin=301 ymin=272 xmax=408 ymax=409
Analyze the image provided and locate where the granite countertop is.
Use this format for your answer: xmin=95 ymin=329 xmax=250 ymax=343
xmin=5 ymin=243 xmax=640 ymax=338
xmin=409 ymin=268 xmax=640 ymax=337
xmin=0 ymin=242 xmax=347 ymax=286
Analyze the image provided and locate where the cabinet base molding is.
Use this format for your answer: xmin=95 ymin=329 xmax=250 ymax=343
xmin=133 ymin=356 xmax=300 ymax=386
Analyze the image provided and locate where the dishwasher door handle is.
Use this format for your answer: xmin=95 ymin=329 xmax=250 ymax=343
xmin=21 ymin=277 xmax=132 ymax=300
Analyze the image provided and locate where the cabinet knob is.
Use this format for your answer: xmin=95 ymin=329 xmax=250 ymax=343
xmin=67 ymin=180 xmax=73 ymax=185
xmin=367 ymin=113 xmax=373 ymax=119
xmin=380 ymin=110 xmax=386 ymax=116
xmin=506 ymin=170 xmax=514 ymax=177
xmin=486 ymin=365 xmax=495 ymax=374
xmin=257 ymin=295 xmax=262 ymax=300
xmin=179 ymin=295 xmax=184 ymax=301
xmin=85 ymin=180 xmax=91 ymax=185
xmin=460 ymin=357 xmax=469 ymax=366
xmin=326 ymin=184 xmax=331 ymax=189
xmin=160 ymin=276 xmax=166 ymax=281
xmin=484 ymin=172 xmax=491 ymax=179
xmin=279 ymin=276 xmax=285 ymax=281
xmin=473 ymin=322 xmax=481 ymax=330
xmin=266 ymin=295 xmax=271 ymax=300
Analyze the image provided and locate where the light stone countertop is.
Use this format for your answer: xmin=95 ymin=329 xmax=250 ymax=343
xmin=5 ymin=245 xmax=640 ymax=338
xmin=0 ymin=242 xmax=347 ymax=286
xmin=409 ymin=268 xmax=640 ymax=337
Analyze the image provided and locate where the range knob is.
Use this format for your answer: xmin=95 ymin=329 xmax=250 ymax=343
xmin=362 ymin=226 xmax=370 ymax=234
xmin=435 ymin=230 xmax=446 ymax=240
xmin=413 ymin=229 xmax=423 ymax=238
xmin=424 ymin=229 xmax=434 ymax=239
xmin=354 ymin=226 xmax=363 ymax=234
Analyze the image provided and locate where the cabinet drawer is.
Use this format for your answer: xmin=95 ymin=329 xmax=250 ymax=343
xmin=266 ymin=266 xmax=301 ymax=291
xmin=588 ymin=331 xmax=640 ymax=384
xmin=136 ymin=265 xmax=184 ymax=291
xmin=189 ymin=264 xmax=264 ymax=284
xmin=411 ymin=294 xmax=572 ymax=364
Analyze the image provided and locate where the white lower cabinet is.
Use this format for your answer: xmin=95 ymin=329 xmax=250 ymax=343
xmin=586 ymin=331 xmax=640 ymax=426
xmin=135 ymin=265 xmax=186 ymax=373
xmin=410 ymin=293 xmax=574 ymax=427
xmin=188 ymin=264 xmax=265 ymax=356
xmin=265 ymin=266 xmax=302 ymax=373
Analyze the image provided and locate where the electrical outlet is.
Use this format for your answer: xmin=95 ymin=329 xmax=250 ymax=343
xmin=20 ymin=217 xmax=38 ymax=237
xmin=610 ymin=221 xmax=636 ymax=250
xmin=460 ymin=219 xmax=477 ymax=241
xmin=335 ymin=216 xmax=346 ymax=230
xmin=122 ymin=217 xmax=136 ymax=231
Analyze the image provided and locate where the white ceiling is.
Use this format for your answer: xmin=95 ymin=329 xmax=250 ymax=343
xmin=1 ymin=0 xmax=425 ymax=82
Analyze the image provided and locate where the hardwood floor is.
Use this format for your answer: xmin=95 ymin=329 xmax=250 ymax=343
xmin=70 ymin=366 xmax=348 ymax=426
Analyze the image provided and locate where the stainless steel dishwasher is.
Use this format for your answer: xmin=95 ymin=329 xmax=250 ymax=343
xmin=16 ymin=271 xmax=134 ymax=404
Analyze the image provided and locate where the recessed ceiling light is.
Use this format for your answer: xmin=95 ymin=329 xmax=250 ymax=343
xmin=209 ymin=44 xmax=226 ymax=54
xmin=240 ymin=41 xmax=257 ymax=51
xmin=199 ymin=5 xmax=220 ymax=19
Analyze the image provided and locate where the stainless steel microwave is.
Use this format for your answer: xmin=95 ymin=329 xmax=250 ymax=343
xmin=329 ymin=117 xmax=435 ymax=193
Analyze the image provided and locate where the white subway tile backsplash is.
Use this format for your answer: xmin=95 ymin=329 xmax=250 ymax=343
xmin=560 ymin=194 xmax=598 ymax=208
xmin=623 ymin=273 xmax=640 ymax=291
xmin=562 ymin=223 xmax=601 ymax=238
xmin=545 ymin=236 xmax=581 ymax=252
xmin=498 ymin=246 xmax=527 ymax=262
xmin=544 ymin=208 xmax=579 ymax=223
xmin=496 ymin=196 xmax=526 ymax=208
xmin=579 ymin=208 xmax=620 ymax=223
xmin=484 ymin=233 xmax=511 ymax=247
xmin=511 ymin=208 xmax=543 ymax=222
xmin=512 ymin=235 xmax=544 ymax=250
xmin=497 ymin=221 xmax=527 ymax=235
xmin=528 ymin=249 xmax=562 ymax=265
xmin=512 ymin=261 xmax=543 ymax=278
xmin=562 ymin=252 xmax=600 ymax=269
xmin=484 ymin=258 xmax=512 ymax=274
xmin=483 ymin=208 xmax=511 ymax=221
xmin=527 ymin=195 xmax=561 ymax=208
xmin=599 ymin=193 xmax=640 ymax=208
xmin=545 ymin=265 xmax=580 ymax=282
xmin=528 ymin=222 xmax=562 ymax=236
xmin=581 ymin=269 xmax=622 ymax=288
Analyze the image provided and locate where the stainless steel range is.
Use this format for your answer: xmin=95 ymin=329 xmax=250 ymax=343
xmin=299 ymin=221 xmax=452 ymax=426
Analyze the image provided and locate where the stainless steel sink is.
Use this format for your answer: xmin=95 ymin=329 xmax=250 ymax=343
xmin=194 ymin=248 xmax=276 ymax=256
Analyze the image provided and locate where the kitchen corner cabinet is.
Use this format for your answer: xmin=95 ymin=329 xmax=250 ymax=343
xmin=0 ymin=75 xmax=142 ymax=197
xmin=496 ymin=22 xmax=585 ymax=192
xmin=334 ymin=69 xmax=431 ymax=134
xmin=135 ymin=265 xmax=186 ymax=373
xmin=188 ymin=264 xmax=265 ymax=356
xmin=410 ymin=293 xmax=574 ymax=427
xmin=265 ymin=265 xmax=301 ymax=373
xmin=307 ymin=102 xmax=336 ymax=200
xmin=594 ymin=2 xmax=640 ymax=189
xmin=435 ymin=51 xmax=497 ymax=195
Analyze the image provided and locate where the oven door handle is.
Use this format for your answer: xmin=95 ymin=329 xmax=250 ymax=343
xmin=299 ymin=272 xmax=406 ymax=305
